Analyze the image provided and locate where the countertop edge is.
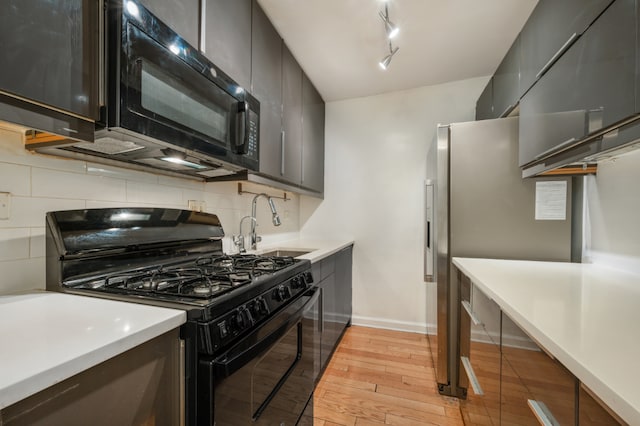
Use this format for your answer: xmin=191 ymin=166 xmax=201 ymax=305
xmin=253 ymin=238 xmax=355 ymax=263
xmin=452 ymin=257 xmax=638 ymax=425
xmin=0 ymin=294 xmax=186 ymax=410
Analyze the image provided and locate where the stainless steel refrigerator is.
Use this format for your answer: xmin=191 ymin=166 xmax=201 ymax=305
xmin=424 ymin=116 xmax=573 ymax=397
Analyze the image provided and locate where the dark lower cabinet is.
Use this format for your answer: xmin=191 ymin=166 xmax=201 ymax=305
xmin=314 ymin=245 xmax=353 ymax=372
xmin=0 ymin=330 xmax=182 ymax=426
xmin=457 ymin=268 xmax=626 ymax=425
xmin=458 ymin=271 xmax=502 ymax=425
xmin=579 ymin=384 xmax=625 ymax=425
xmin=501 ymin=312 xmax=577 ymax=425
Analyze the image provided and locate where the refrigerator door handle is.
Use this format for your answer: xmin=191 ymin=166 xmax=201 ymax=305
xmin=424 ymin=182 xmax=434 ymax=282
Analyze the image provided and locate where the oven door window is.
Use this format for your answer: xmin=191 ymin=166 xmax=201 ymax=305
xmin=124 ymin=23 xmax=236 ymax=151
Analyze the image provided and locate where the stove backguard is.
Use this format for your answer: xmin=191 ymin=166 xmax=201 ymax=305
xmin=45 ymin=208 xmax=225 ymax=292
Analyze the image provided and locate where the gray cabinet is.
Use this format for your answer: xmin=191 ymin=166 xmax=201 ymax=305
xmin=519 ymin=0 xmax=613 ymax=93
xmin=0 ymin=0 xmax=100 ymax=121
xmin=475 ymin=78 xmax=494 ymax=121
xmin=501 ymin=312 xmax=577 ymax=425
xmin=519 ymin=0 xmax=636 ymax=167
xmin=203 ymin=0 xmax=252 ymax=90
xmin=458 ymin=272 xmax=501 ymax=425
xmin=302 ymin=73 xmax=325 ymax=193
xmin=138 ymin=0 xmax=199 ymax=49
xmin=0 ymin=330 xmax=182 ymax=426
xmin=579 ymin=384 xmax=624 ymax=425
xmin=493 ymin=35 xmax=520 ymax=118
xmin=314 ymin=246 xmax=353 ymax=372
xmin=251 ymin=1 xmax=283 ymax=179
xmin=281 ymin=45 xmax=303 ymax=185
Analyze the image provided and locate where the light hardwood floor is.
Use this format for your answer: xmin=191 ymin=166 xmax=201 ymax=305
xmin=312 ymin=326 xmax=464 ymax=425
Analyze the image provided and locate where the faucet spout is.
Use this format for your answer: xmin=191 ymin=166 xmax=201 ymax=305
xmin=250 ymin=193 xmax=282 ymax=250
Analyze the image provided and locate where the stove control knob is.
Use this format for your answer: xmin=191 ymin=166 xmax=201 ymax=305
xmin=258 ymin=297 xmax=270 ymax=315
xmin=234 ymin=310 xmax=246 ymax=330
xmin=235 ymin=308 xmax=253 ymax=330
xmin=249 ymin=298 xmax=268 ymax=319
xmin=291 ymin=276 xmax=302 ymax=289
xmin=304 ymin=271 xmax=314 ymax=284
xmin=282 ymin=285 xmax=292 ymax=299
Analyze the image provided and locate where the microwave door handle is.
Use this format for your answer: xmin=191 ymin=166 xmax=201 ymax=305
xmin=234 ymin=101 xmax=248 ymax=154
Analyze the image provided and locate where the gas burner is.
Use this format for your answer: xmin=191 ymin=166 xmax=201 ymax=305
xmin=228 ymin=272 xmax=252 ymax=285
xmin=193 ymin=283 xmax=220 ymax=295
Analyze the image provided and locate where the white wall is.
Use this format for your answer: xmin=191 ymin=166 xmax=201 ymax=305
xmin=300 ymin=76 xmax=488 ymax=333
xmin=0 ymin=125 xmax=299 ymax=295
xmin=585 ymin=149 xmax=640 ymax=274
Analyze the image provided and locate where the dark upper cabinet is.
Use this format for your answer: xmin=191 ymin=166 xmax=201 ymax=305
xmin=301 ymin=74 xmax=325 ymax=193
xmin=203 ymin=0 xmax=252 ymax=90
xmin=492 ymin=35 xmax=521 ymax=118
xmin=251 ymin=1 xmax=283 ymax=178
xmin=519 ymin=0 xmax=613 ymax=94
xmin=138 ymin=0 xmax=199 ymax=49
xmin=0 ymin=0 xmax=100 ymax=122
xmin=519 ymin=0 xmax=636 ymax=167
xmin=281 ymin=45 xmax=303 ymax=185
xmin=475 ymin=78 xmax=494 ymax=121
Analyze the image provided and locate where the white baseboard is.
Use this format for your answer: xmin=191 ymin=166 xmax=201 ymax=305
xmin=351 ymin=315 xmax=436 ymax=335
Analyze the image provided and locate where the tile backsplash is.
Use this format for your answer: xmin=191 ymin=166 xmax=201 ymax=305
xmin=0 ymin=125 xmax=300 ymax=294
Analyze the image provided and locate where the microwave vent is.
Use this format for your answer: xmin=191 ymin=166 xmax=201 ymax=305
xmin=74 ymin=138 xmax=145 ymax=155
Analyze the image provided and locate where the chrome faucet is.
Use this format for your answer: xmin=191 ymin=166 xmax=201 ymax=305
xmin=233 ymin=215 xmax=256 ymax=253
xmin=249 ymin=193 xmax=281 ymax=250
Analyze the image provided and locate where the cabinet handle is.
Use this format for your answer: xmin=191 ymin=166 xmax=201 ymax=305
xmin=280 ymin=131 xmax=285 ymax=176
xmin=500 ymin=104 xmax=515 ymax=118
xmin=535 ymin=32 xmax=578 ymax=80
xmin=461 ymin=300 xmax=483 ymax=326
xmin=527 ymin=399 xmax=560 ymax=426
xmin=179 ymin=339 xmax=185 ymax=426
xmin=199 ymin=0 xmax=207 ymax=53
xmin=460 ymin=356 xmax=484 ymax=396
xmin=534 ymin=137 xmax=578 ymax=160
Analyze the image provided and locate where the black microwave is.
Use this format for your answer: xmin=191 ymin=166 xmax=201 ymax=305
xmin=58 ymin=0 xmax=259 ymax=179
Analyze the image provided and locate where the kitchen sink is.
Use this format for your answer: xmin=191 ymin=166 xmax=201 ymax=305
xmin=259 ymin=249 xmax=313 ymax=258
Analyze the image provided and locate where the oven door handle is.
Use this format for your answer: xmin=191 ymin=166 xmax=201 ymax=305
xmin=212 ymin=288 xmax=318 ymax=379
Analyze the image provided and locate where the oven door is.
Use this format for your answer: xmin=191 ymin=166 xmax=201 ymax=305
xmin=198 ymin=287 xmax=320 ymax=426
xmin=120 ymin=22 xmax=247 ymax=160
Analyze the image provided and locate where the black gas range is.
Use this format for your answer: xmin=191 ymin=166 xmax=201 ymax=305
xmin=45 ymin=208 xmax=319 ymax=425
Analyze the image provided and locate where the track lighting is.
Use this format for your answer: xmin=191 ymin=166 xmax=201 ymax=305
xmin=379 ymin=42 xmax=399 ymax=70
xmin=379 ymin=4 xmax=399 ymax=40
xmin=378 ymin=2 xmax=399 ymax=69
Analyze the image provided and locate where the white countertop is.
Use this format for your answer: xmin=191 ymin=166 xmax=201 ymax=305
xmin=0 ymin=291 xmax=186 ymax=410
xmin=452 ymin=257 xmax=640 ymax=424
xmin=252 ymin=237 xmax=354 ymax=263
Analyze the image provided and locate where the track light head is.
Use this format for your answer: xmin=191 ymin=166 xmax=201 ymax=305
xmin=379 ymin=44 xmax=399 ymax=70
xmin=379 ymin=4 xmax=399 ymax=39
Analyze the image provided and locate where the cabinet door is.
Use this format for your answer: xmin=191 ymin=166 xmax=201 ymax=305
xmin=0 ymin=0 xmax=100 ymax=120
xmin=476 ymin=78 xmax=494 ymax=121
xmin=334 ymin=246 xmax=353 ymax=329
xmin=138 ymin=0 xmax=199 ymax=49
xmin=319 ymin=273 xmax=339 ymax=369
xmin=203 ymin=0 xmax=252 ymax=89
xmin=579 ymin=383 xmax=625 ymax=425
xmin=519 ymin=0 xmax=613 ymax=94
xmin=281 ymin=45 xmax=303 ymax=185
xmin=501 ymin=312 xmax=576 ymax=426
xmin=518 ymin=0 xmax=636 ymax=167
xmin=251 ymin=1 xmax=283 ymax=178
xmin=458 ymin=272 xmax=501 ymax=425
xmin=301 ymin=74 xmax=325 ymax=193
xmin=493 ymin=35 xmax=520 ymax=118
